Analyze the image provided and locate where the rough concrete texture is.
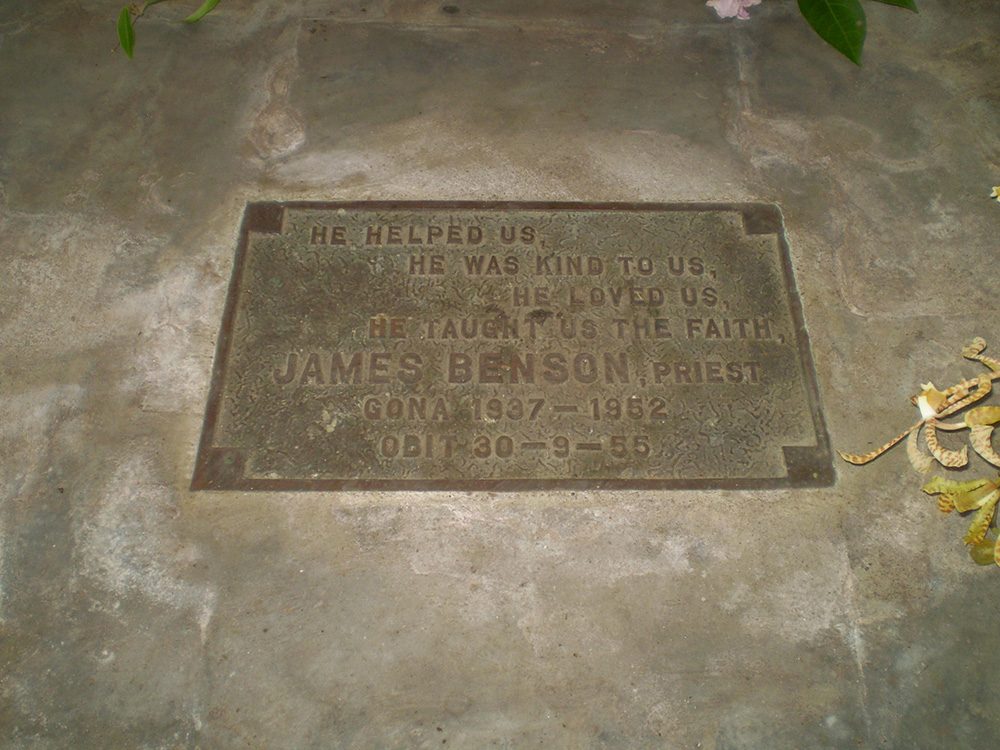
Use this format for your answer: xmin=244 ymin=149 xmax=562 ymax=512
xmin=2 ymin=0 xmax=999 ymax=747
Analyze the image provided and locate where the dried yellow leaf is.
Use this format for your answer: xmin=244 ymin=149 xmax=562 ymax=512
xmin=906 ymin=427 xmax=933 ymax=473
xmin=924 ymin=421 xmax=968 ymax=468
xmin=951 ymin=481 xmax=1000 ymax=513
xmin=838 ymin=425 xmax=915 ymax=465
xmin=966 ymin=406 xmax=1000 ymax=426
xmin=968 ymin=534 xmax=997 ymax=565
xmin=969 ymin=425 xmax=1000 ymax=467
xmin=921 ymin=476 xmax=991 ymax=495
xmin=917 ymin=383 xmax=947 ymax=418
xmin=964 ymin=490 xmax=1000 ymax=546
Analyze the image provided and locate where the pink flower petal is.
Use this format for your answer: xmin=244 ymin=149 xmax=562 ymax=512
xmin=707 ymin=0 xmax=761 ymax=21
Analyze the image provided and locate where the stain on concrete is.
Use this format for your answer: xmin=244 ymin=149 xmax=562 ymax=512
xmin=247 ymin=55 xmax=307 ymax=161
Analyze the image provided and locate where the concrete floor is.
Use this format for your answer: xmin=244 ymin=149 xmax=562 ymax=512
xmin=3 ymin=0 xmax=1000 ymax=747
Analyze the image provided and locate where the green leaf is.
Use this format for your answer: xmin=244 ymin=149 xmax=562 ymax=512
xmin=182 ymin=0 xmax=221 ymax=24
xmin=870 ymin=0 xmax=917 ymax=10
xmin=117 ymin=7 xmax=135 ymax=59
xmin=798 ymin=0 xmax=867 ymax=66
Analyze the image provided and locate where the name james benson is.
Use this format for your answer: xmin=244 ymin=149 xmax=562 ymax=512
xmin=272 ymin=351 xmax=761 ymax=386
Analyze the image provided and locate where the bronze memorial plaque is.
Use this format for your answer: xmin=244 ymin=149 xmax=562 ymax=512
xmin=192 ymin=202 xmax=832 ymax=491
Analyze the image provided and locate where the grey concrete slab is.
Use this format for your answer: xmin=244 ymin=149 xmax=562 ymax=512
xmin=1 ymin=0 xmax=999 ymax=747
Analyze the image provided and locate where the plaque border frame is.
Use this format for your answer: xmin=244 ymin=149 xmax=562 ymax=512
xmin=191 ymin=201 xmax=834 ymax=491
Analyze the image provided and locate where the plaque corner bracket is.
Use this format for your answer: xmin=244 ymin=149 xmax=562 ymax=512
xmin=741 ymin=203 xmax=784 ymax=235
xmin=191 ymin=446 xmax=248 ymax=491
xmin=245 ymin=202 xmax=285 ymax=234
xmin=781 ymin=445 xmax=836 ymax=487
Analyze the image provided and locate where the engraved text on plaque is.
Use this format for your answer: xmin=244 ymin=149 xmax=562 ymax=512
xmin=192 ymin=202 xmax=832 ymax=490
